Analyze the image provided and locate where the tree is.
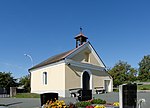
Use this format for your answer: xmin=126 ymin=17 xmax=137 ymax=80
xmin=19 ymin=74 xmax=30 ymax=92
xmin=108 ymin=61 xmax=137 ymax=87
xmin=0 ymin=72 xmax=18 ymax=90
xmin=138 ymin=55 xmax=150 ymax=81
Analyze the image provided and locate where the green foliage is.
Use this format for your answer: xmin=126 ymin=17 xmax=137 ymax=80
xmin=76 ymin=101 xmax=91 ymax=107
xmin=91 ymin=98 xmax=106 ymax=104
xmin=108 ymin=61 xmax=137 ymax=87
xmin=75 ymin=99 xmax=106 ymax=107
xmin=0 ymin=72 xmax=18 ymax=89
xmin=19 ymin=74 xmax=30 ymax=92
xmin=14 ymin=93 xmax=40 ymax=98
xmin=113 ymin=88 xmax=119 ymax=92
xmin=138 ymin=55 xmax=150 ymax=81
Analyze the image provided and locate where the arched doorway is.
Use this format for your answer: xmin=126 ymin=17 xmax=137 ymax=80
xmin=82 ymin=71 xmax=90 ymax=90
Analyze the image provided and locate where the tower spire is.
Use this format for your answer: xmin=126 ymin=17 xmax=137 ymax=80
xmin=75 ymin=28 xmax=88 ymax=48
xmin=80 ymin=27 xmax=83 ymax=34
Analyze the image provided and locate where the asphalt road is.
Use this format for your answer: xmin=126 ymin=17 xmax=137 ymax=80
xmin=0 ymin=98 xmax=40 ymax=108
xmin=0 ymin=92 xmax=149 ymax=108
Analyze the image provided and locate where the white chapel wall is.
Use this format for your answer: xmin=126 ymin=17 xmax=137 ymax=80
xmin=30 ymin=62 xmax=66 ymax=97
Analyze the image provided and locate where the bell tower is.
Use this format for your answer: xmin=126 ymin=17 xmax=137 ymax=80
xmin=75 ymin=28 xmax=88 ymax=48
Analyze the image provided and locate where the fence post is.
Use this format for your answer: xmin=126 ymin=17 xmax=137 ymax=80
xmin=10 ymin=87 xmax=17 ymax=97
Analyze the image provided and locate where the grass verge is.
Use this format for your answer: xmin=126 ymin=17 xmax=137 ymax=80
xmin=113 ymin=84 xmax=150 ymax=92
xmin=137 ymin=84 xmax=150 ymax=90
xmin=14 ymin=93 xmax=40 ymax=98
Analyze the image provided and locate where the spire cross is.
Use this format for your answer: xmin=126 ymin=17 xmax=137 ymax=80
xmin=80 ymin=27 xmax=83 ymax=34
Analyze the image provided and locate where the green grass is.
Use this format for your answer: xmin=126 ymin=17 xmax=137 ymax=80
xmin=14 ymin=93 xmax=40 ymax=98
xmin=113 ymin=84 xmax=150 ymax=91
xmin=137 ymin=84 xmax=150 ymax=90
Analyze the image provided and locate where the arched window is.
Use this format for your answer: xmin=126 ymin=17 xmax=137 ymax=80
xmin=43 ymin=72 xmax=47 ymax=85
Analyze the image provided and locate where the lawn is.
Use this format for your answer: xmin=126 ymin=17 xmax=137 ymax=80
xmin=113 ymin=84 xmax=150 ymax=92
xmin=14 ymin=93 xmax=40 ymax=98
xmin=137 ymin=84 xmax=150 ymax=90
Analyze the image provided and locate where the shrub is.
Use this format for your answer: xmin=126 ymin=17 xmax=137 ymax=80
xmin=91 ymin=99 xmax=106 ymax=104
xmin=76 ymin=101 xmax=91 ymax=107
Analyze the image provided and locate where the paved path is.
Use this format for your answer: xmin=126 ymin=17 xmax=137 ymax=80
xmin=94 ymin=92 xmax=150 ymax=108
xmin=0 ymin=92 xmax=149 ymax=108
xmin=0 ymin=98 xmax=40 ymax=108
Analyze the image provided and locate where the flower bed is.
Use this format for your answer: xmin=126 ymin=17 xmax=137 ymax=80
xmin=44 ymin=99 xmax=67 ymax=108
xmin=43 ymin=98 xmax=119 ymax=108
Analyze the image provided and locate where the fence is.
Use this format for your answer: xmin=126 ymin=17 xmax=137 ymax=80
xmin=0 ymin=88 xmax=10 ymax=98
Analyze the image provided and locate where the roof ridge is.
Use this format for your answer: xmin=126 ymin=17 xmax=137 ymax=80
xmin=64 ymin=41 xmax=89 ymax=58
xmin=29 ymin=50 xmax=73 ymax=70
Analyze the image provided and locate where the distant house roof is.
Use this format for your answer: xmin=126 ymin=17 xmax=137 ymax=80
xmin=29 ymin=42 xmax=88 ymax=71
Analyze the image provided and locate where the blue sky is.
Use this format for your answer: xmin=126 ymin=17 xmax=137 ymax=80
xmin=0 ymin=0 xmax=150 ymax=78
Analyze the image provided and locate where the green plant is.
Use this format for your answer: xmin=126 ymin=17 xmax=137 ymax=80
xmin=76 ymin=101 xmax=91 ymax=107
xmin=91 ymin=99 xmax=106 ymax=104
